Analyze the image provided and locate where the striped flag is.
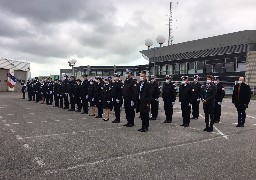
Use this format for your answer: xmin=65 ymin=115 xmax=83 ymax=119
xmin=7 ymin=73 xmax=17 ymax=88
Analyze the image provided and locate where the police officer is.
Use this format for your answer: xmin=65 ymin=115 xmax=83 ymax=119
xmin=21 ymin=81 xmax=26 ymax=99
xmin=95 ymin=77 xmax=104 ymax=118
xmin=53 ymin=79 xmax=60 ymax=107
xmin=191 ymin=75 xmax=202 ymax=120
xmin=81 ymin=75 xmax=90 ymax=114
xmin=27 ymin=80 xmax=33 ymax=101
xmin=58 ymin=80 xmax=64 ymax=108
xmin=34 ymin=78 xmax=41 ymax=103
xmin=62 ymin=75 xmax=69 ymax=109
xmin=137 ymin=71 xmax=151 ymax=132
xmin=39 ymin=80 xmax=46 ymax=104
xmin=123 ymin=69 xmax=137 ymax=127
xmin=213 ymin=76 xmax=225 ymax=123
xmin=103 ymin=77 xmax=113 ymax=121
xmin=75 ymin=79 xmax=82 ymax=112
xmin=149 ymin=75 xmax=160 ymax=120
xmin=162 ymin=75 xmax=176 ymax=123
xmin=179 ymin=76 xmax=192 ymax=127
xmin=201 ymin=75 xmax=217 ymax=132
xmin=232 ymin=77 xmax=251 ymax=127
xmin=112 ymin=73 xmax=123 ymax=123
xmin=68 ymin=76 xmax=76 ymax=111
xmin=88 ymin=78 xmax=96 ymax=116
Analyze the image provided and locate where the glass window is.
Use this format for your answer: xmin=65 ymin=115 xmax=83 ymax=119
xmin=214 ymin=63 xmax=223 ymax=73
xmin=161 ymin=65 xmax=167 ymax=75
xmin=90 ymin=71 xmax=96 ymax=76
xmin=188 ymin=62 xmax=195 ymax=74
xmin=103 ymin=71 xmax=109 ymax=76
xmin=174 ymin=64 xmax=180 ymax=75
xmin=205 ymin=64 xmax=212 ymax=73
xmin=97 ymin=71 xmax=102 ymax=76
xmin=166 ymin=64 xmax=173 ymax=75
xmin=236 ymin=63 xmax=246 ymax=72
xmin=180 ymin=63 xmax=187 ymax=74
xmin=225 ymin=63 xmax=235 ymax=72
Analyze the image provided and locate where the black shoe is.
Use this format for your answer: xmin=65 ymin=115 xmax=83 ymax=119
xmin=95 ymin=116 xmax=102 ymax=118
xmin=138 ymin=128 xmax=143 ymax=131
xmin=184 ymin=124 xmax=189 ymax=127
xmin=207 ymin=129 xmax=213 ymax=132
xmin=164 ymin=120 xmax=171 ymax=123
xmin=112 ymin=120 xmax=120 ymax=123
xmin=140 ymin=129 xmax=147 ymax=132
xmin=180 ymin=124 xmax=185 ymax=126
xmin=240 ymin=124 xmax=244 ymax=127
xmin=236 ymin=124 xmax=241 ymax=127
xmin=126 ymin=124 xmax=133 ymax=127
xmin=68 ymin=109 xmax=75 ymax=111
xmin=123 ymin=124 xmax=129 ymax=126
xmin=203 ymin=127 xmax=209 ymax=131
xmin=64 ymin=107 xmax=69 ymax=109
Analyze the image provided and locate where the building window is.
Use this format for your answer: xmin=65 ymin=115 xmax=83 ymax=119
xmin=196 ymin=61 xmax=204 ymax=74
xmin=103 ymin=71 xmax=109 ymax=76
xmin=188 ymin=62 xmax=195 ymax=74
xmin=180 ymin=63 xmax=187 ymax=74
xmin=161 ymin=65 xmax=167 ymax=75
xmin=167 ymin=64 xmax=173 ymax=75
xmin=214 ymin=63 xmax=223 ymax=73
xmin=225 ymin=63 xmax=235 ymax=72
xmin=174 ymin=64 xmax=180 ymax=75
xmin=90 ymin=71 xmax=96 ymax=76
xmin=96 ymin=71 xmax=103 ymax=76
xmin=236 ymin=63 xmax=246 ymax=72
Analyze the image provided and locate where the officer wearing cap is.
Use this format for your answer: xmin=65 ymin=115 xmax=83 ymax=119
xmin=81 ymin=74 xmax=90 ymax=114
xmin=213 ymin=76 xmax=225 ymax=123
xmin=201 ymin=75 xmax=217 ymax=132
xmin=137 ymin=71 xmax=151 ymax=132
xmin=62 ymin=75 xmax=69 ymax=109
xmin=179 ymin=76 xmax=193 ymax=127
xmin=88 ymin=78 xmax=96 ymax=116
xmin=68 ymin=76 xmax=76 ymax=111
xmin=53 ymin=79 xmax=60 ymax=107
xmin=75 ymin=79 xmax=82 ymax=112
xmin=162 ymin=75 xmax=177 ymax=123
xmin=123 ymin=69 xmax=138 ymax=127
xmin=45 ymin=78 xmax=54 ymax=105
xmin=103 ymin=76 xmax=113 ymax=121
xmin=95 ymin=76 xmax=104 ymax=118
xmin=58 ymin=80 xmax=64 ymax=108
xmin=191 ymin=75 xmax=202 ymax=120
xmin=112 ymin=73 xmax=123 ymax=123
xmin=149 ymin=75 xmax=160 ymax=120
xmin=34 ymin=77 xmax=41 ymax=103
xmin=27 ymin=80 xmax=33 ymax=101
xmin=21 ymin=81 xmax=26 ymax=99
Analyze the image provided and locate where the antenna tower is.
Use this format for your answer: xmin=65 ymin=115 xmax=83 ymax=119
xmin=168 ymin=2 xmax=173 ymax=46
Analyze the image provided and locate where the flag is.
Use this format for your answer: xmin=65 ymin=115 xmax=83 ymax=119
xmin=7 ymin=73 xmax=17 ymax=88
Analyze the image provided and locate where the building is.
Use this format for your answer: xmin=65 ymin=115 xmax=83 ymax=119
xmin=140 ymin=30 xmax=256 ymax=86
xmin=60 ymin=65 xmax=148 ymax=80
xmin=0 ymin=58 xmax=30 ymax=92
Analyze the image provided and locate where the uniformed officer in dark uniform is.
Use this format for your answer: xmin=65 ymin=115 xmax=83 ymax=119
xmin=58 ymin=80 xmax=64 ymax=108
xmin=46 ymin=78 xmax=54 ymax=105
xmin=103 ymin=77 xmax=113 ymax=121
xmin=88 ymin=78 xmax=96 ymax=116
xmin=191 ymin=75 xmax=202 ymax=120
xmin=74 ymin=79 xmax=82 ymax=112
xmin=213 ymin=76 xmax=225 ymax=123
xmin=53 ymin=79 xmax=60 ymax=107
xmin=149 ymin=75 xmax=160 ymax=120
xmin=232 ymin=77 xmax=251 ymax=127
xmin=68 ymin=76 xmax=76 ymax=111
xmin=21 ymin=81 xmax=26 ymax=99
xmin=27 ymin=80 xmax=33 ymax=101
xmin=123 ymin=69 xmax=137 ymax=127
xmin=201 ymin=75 xmax=217 ymax=132
xmin=179 ymin=76 xmax=192 ymax=127
xmin=112 ymin=73 xmax=123 ymax=123
xmin=162 ymin=75 xmax=176 ymax=123
xmin=95 ymin=76 xmax=104 ymax=118
xmin=137 ymin=71 xmax=151 ymax=132
xmin=34 ymin=78 xmax=41 ymax=103
xmin=62 ymin=75 xmax=69 ymax=109
xmin=81 ymin=75 xmax=90 ymax=114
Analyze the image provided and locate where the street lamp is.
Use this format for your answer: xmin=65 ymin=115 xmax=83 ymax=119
xmin=145 ymin=35 xmax=166 ymax=75
xmin=68 ymin=59 xmax=77 ymax=76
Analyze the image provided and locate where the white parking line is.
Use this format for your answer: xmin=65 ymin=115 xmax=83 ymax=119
xmin=199 ymin=114 xmax=228 ymax=140
xmin=54 ymin=120 xmax=60 ymax=122
xmin=12 ymin=123 xmax=20 ymax=125
xmin=44 ymin=136 xmax=223 ymax=174
xmin=41 ymin=121 xmax=48 ymax=123
xmin=27 ymin=122 xmax=33 ymax=124
xmin=7 ymin=114 xmax=13 ymax=116
xmin=5 ymin=124 xmax=10 ymax=127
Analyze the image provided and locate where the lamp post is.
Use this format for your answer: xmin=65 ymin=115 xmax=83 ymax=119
xmin=145 ymin=35 xmax=166 ymax=75
xmin=68 ymin=59 xmax=77 ymax=77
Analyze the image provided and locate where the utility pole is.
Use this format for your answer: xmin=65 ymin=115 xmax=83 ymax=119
xmin=168 ymin=2 xmax=173 ymax=46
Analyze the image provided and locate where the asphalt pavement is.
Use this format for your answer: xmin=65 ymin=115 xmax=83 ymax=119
xmin=0 ymin=92 xmax=256 ymax=180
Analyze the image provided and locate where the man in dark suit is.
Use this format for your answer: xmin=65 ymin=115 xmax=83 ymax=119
xmin=137 ymin=71 xmax=151 ymax=132
xmin=112 ymin=73 xmax=123 ymax=123
xmin=81 ymin=74 xmax=90 ymax=114
xmin=191 ymin=75 xmax=202 ymax=120
xmin=149 ymin=75 xmax=160 ymax=120
xmin=232 ymin=77 xmax=251 ymax=127
xmin=122 ymin=69 xmax=137 ymax=127
xmin=179 ymin=76 xmax=193 ymax=127
xmin=201 ymin=75 xmax=217 ymax=132
xmin=68 ymin=76 xmax=76 ymax=111
xmin=213 ymin=76 xmax=225 ymax=123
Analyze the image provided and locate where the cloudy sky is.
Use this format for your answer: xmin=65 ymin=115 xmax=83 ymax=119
xmin=0 ymin=0 xmax=256 ymax=77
